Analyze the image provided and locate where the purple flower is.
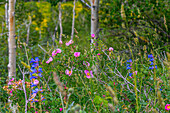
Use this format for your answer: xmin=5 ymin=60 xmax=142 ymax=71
xmin=127 ymin=59 xmax=132 ymax=63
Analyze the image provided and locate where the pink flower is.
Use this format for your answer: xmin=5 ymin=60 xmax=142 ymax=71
xmin=8 ymin=82 xmax=12 ymax=85
xmin=135 ymin=71 xmax=137 ymax=75
xmin=66 ymin=42 xmax=70 ymax=46
xmin=68 ymin=40 xmax=74 ymax=44
xmin=46 ymin=57 xmax=53 ymax=64
xmin=10 ymin=90 xmax=13 ymax=93
xmin=109 ymin=47 xmax=114 ymax=51
xmin=165 ymin=104 xmax=170 ymax=110
xmin=34 ymin=80 xmax=39 ymax=85
xmin=91 ymin=34 xmax=95 ymax=38
xmin=84 ymin=70 xmax=93 ymax=79
xmin=10 ymin=78 xmax=14 ymax=82
xmin=59 ymin=40 xmax=63 ymax=44
xmin=35 ymin=111 xmax=38 ymax=113
xmin=52 ymin=50 xmax=57 ymax=57
xmin=97 ymin=53 xmax=101 ymax=56
xmin=59 ymin=108 xmax=63 ymax=112
xmin=74 ymin=52 xmax=80 ymax=57
xmin=65 ymin=69 xmax=72 ymax=76
xmin=56 ymin=48 xmax=62 ymax=54
xmin=103 ymin=95 xmax=105 ymax=98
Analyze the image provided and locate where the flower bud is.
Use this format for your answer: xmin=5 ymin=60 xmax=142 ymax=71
xmin=68 ymin=88 xmax=74 ymax=94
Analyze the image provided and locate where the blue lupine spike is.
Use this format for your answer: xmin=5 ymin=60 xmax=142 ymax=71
xmin=127 ymin=59 xmax=132 ymax=63
xmin=35 ymin=57 xmax=39 ymax=62
xmin=148 ymin=54 xmax=153 ymax=58
xmin=126 ymin=66 xmax=131 ymax=70
xmin=150 ymin=62 xmax=154 ymax=65
xmin=38 ymin=73 xmax=42 ymax=77
xmin=149 ymin=58 xmax=154 ymax=62
xmin=31 ymin=84 xmax=37 ymax=87
xmin=149 ymin=66 xmax=154 ymax=69
xmin=126 ymin=64 xmax=130 ymax=67
xmin=38 ymin=68 xmax=43 ymax=73
xmin=129 ymin=73 xmax=132 ymax=76
xmin=155 ymin=65 xmax=157 ymax=69
xmin=30 ymin=58 xmax=35 ymax=63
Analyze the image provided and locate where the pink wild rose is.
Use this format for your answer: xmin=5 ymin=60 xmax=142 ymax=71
xmin=52 ymin=50 xmax=57 ymax=57
xmin=34 ymin=80 xmax=39 ymax=85
xmin=74 ymin=52 xmax=80 ymax=57
xmin=56 ymin=48 xmax=62 ymax=54
xmin=91 ymin=34 xmax=95 ymax=38
xmin=109 ymin=47 xmax=114 ymax=51
xmin=84 ymin=70 xmax=94 ymax=79
xmin=59 ymin=40 xmax=63 ymax=44
xmin=165 ymin=104 xmax=170 ymax=110
xmin=65 ymin=69 xmax=72 ymax=76
xmin=59 ymin=108 xmax=63 ymax=112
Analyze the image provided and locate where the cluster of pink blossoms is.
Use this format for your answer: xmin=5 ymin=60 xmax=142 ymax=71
xmin=46 ymin=48 xmax=62 ymax=64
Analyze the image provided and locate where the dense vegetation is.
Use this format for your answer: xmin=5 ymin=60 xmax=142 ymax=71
xmin=0 ymin=0 xmax=169 ymax=112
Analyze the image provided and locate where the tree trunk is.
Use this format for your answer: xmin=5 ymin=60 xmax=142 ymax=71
xmin=71 ymin=0 xmax=76 ymax=40
xmin=5 ymin=0 xmax=8 ymax=29
xmin=91 ymin=0 xmax=99 ymax=75
xmin=59 ymin=2 xmax=63 ymax=42
xmin=8 ymin=0 xmax=17 ymax=112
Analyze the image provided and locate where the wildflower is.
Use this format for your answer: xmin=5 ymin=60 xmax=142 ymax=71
xmin=84 ymin=70 xmax=93 ymax=78
xmin=91 ymin=34 xmax=95 ymax=38
xmin=38 ymin=68 xmax=43 ymax=73
xmin=59 ymin=108 xmax=63 ymax=112
xmin=148 ymin=54 xmax=153 ymax=58
xmin=65 ymin=69 xmax=72 ymax=76
xmin=97 ymin=53 xmax=101 ymax=56
xmin=129 ymin=73 xmax=132 ymax=76
xmin=74 ymin=52 xmax=80 ymax=57
xmin=10 ymin=78 xmax=14 ymax=82
xmin=126 ymin=66 xmax=131 ymax=70
xmin=165 ymin=104 xmax=170 ymax=110
xmin=68 ymin=40 xmax=74 ymax=44
xmin=56 ymin=48 xmax=62 ymax=54
xmin=59 ymin=40 xmax=63 ymax=44
xmin=126 ymin=59 xmax=132 ymax=63
xmin=109 ymin=47 xmax=114 ymax=51
xmin=34 ymin=80 xmax=39 ymax=85
xmin=52 ymin=50 xmax=57 ymax=57
xmin=66 ymin=42 xmax=70 ymax=46
xmin=30 ymin=58 xmax=36 ymax=63
xmin=46 ymin=57 xmax=53 ymax=64
xmin=103 ymin=95 xmax=105 ymax=98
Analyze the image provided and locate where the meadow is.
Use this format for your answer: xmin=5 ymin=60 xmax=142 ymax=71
xmin=0 ymin=0 xmax=169 ymax=113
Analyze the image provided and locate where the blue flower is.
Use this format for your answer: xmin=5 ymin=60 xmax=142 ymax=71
xmin=150 ymin=88 xmax=152 ymax=91
xmin=31 ymin=84 xmax=37 ymax=87
xmin=150 ymin=62 xmax=154 ymax=65
xmin=127 ymin=59 xmax=132 ymax=63
xmin=30 ymin=58 xmax=35 ymax=63
xmin=126 ymin=64 xmax=130 ymax=67
xmin=160 ymin=88 xmax=162 ymax=91
xmin=30 ymin=76 xmax=37 ymax=80
xmin=38 ymin=73 xmax=42 ymax=77
xmin=35 ymin=57 xmax=39 ymax=62
xmin=129 ymin=73 xmax=132 ymax=76
xmin=38 ymin=68 xmax=43 ymax=73
xmin=126 ymin=66 xmax=131 ymax=70
xmin=149 ymin=67 xmax=154 ymax=69
xmin=149 ymin=58 xmax=154 ymax=62
xmin=148 ymin=54 xmax=153 ymax=58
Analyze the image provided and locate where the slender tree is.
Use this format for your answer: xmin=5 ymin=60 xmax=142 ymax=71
xmin=91 ymin=0 xmax=99 ymax=75
xmin=8 ymin=0 xmax=17 ymax=112
xmin=59 ymin=2 xmax=63 ymax=42
xmin=5 ymin=0 xmax=8 ymax=28
xmin=71 ymin=0 xmax=76 ymax=40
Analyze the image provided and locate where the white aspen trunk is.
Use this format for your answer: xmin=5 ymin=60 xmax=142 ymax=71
xmin=59 ymin=2 xmax=63 ymax=42
xmin=8 ymin=0 xmax=17 ymax=112
xmin=71 ymin=0 xmax=76 ymax=40
xmin=91 ymin=0 xmax=99 ymax=75
xmin=5 ymin=0 xmax=8 ymax=28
